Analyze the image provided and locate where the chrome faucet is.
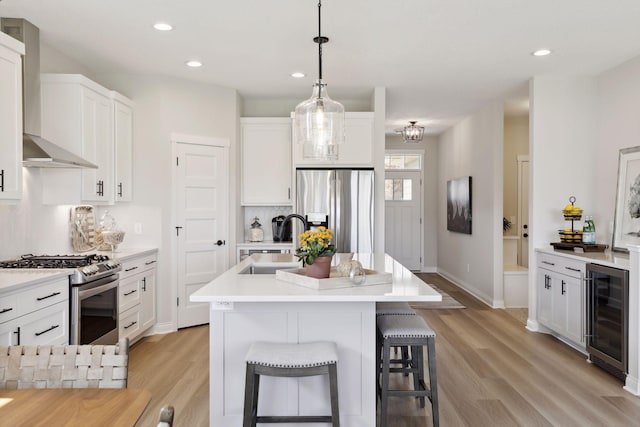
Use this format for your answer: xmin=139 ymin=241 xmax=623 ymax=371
xmin=279 ymin=214 xmax=308 ymax=242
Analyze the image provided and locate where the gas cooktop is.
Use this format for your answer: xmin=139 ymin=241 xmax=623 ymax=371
xmin=0 ymin=254 xmax=121 ymax=285
xmin=0 ymin=254 xmax=111 ymax=269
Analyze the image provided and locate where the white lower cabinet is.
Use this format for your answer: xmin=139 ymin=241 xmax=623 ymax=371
xmin=0 ymin=277 xmax=69 ymax=346
xmin=118 ymin=252 xmax=157 ymax=343
xmin=537 ymin=252 xmax=586 ymax=350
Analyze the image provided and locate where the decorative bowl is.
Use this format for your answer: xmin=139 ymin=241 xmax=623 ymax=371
xmin=101 ymin=230 xmax=125 ymax=251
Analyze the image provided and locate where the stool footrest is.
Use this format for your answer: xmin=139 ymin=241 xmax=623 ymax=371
xmin=256 ymin=415 xmax=334 ymax=423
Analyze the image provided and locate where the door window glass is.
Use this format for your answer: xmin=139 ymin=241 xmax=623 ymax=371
xmin=385 ymin=179 xmax=413 ymax=201
xmin=385 ymin=154 xmax=421 ymax=170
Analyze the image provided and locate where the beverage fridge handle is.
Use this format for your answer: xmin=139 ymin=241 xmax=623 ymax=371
xmin=584 ymin=275 xmax=593 ymax=342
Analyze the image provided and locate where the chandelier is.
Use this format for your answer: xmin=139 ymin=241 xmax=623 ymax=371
xmin=399 ymin=121 xmax=424 ymax=143
xmin=294 ymin=0 xmax=345 ymax=160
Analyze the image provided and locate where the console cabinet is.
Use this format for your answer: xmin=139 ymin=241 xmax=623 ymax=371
xmin=537 ymin=252 xmax=586 ymax=349
xmin=118 ymin=252 xmax=157 ymax=343
xmin=0 ymin=32 xmax=24 ymax=201
xmin=0 ymin=276 xmax=69 ymax=346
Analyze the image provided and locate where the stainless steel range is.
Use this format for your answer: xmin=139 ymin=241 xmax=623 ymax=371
xmin=0 ymin=254 xmax=121 ymax=345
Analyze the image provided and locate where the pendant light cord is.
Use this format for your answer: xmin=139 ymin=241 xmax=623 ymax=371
xmin=318 ymin=1 xmax=323 ymax=81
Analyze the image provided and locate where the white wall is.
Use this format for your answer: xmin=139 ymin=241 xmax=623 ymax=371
xmin=385 ymin=133 xmax=439 ymax=270
xmin=595 ymin=55 xmax=640 ymax=244
xmin=241 ymin=97 xmax=372 ymax=117
xmin=436 ymin=101 xmax=504 ymax=307
xmin=528 ymin=76 xmax=598 ymax=328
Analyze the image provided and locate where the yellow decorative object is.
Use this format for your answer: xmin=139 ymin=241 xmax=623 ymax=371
xmin=295 ymin=226 xmax=336 ymax=266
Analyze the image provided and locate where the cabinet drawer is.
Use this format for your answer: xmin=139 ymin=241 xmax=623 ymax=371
xmin=537 ymin=253 xmax=585 ymax=279
xmin=19 ymin=301 xmax=68 ymax=346
xmin=119 ymin=306 xmax=141 ymax=341
xmin=120 ymin=254 xmax=157 ymax=280
xmin=119 ymin=275 xmax=142 ymax=313
xmin=0 ymin=293 xmax=19 ymax=324
xmin=21 ymin=278 xmax=69 ymax=315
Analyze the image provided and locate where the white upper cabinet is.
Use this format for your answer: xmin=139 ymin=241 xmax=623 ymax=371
xmin=241 ymin=118 xmax=292 ymax=206
xmin=0 ymin=33 xmax=24 ymax=201
xmin=293 ymin=112 xmax=374 ymax=167
xmin=112 ymin=92 xmax=133 ymax=202
xmin=40 ymin=74 xmax=133 ymax=205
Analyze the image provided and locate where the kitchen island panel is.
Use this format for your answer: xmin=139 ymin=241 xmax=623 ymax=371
xmin=211 ymin=301 xmax=376 ymax=427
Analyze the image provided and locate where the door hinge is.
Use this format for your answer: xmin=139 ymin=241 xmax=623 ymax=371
xmin=176 ymin=156 xmax=179 ymax=166
xmin=177 ymin=297 xmax=180 ymax=306
xmin=420 ymin=217 xmax=422 ymax=224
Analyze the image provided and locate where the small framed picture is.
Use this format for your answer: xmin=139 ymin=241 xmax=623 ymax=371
xmin=447 ymin=176 xmax=472 ymax=235
xmin=613 ymin=146 xmax=640 ymax=252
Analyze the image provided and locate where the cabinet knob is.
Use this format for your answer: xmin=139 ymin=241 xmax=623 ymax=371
xmin=216 ymin=240 xmax=226 ymax=246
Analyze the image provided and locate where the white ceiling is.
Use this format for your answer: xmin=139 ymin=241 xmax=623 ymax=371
xmin=1 ymin=0 xmax=640 ymax=134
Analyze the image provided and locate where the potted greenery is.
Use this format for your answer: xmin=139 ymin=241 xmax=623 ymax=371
xmin=295 ymin=226 xmax=336 ymax=278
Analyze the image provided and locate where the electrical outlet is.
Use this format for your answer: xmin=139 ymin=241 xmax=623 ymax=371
xmin=134 ymin=223 xmax=143 ymax=235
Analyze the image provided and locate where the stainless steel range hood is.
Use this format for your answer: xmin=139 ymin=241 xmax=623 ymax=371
xmin=1 ymin=18 xmax=97 ymax=169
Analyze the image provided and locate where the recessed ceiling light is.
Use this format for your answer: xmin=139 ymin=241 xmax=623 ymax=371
xmin=291 ymin=72 xmax=305 ymax=78
xmin=153 ymin=22 xmax=173 ymax=31
xmin=532 ymin=49 xmax=552 ymax=57
xmin=185 ymin=60 xmax=203 ymax=68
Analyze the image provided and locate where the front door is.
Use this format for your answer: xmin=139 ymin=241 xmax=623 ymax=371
xmin=175 ymin=140 xmax=229 ymax=328
xmin=385 ymin=170 xmax=422 ymax=270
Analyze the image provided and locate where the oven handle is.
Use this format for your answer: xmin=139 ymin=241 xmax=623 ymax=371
xmin=78 ymin=275 xmax=119 ymax=300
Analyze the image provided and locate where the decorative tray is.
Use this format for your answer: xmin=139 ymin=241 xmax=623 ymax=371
xmin=550 ymin=242 xmax=608 ymax=252
xmin=275 ymin=267 xmax=392 ymax=290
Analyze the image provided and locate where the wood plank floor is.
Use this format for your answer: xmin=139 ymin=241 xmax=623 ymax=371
xmin=129 ymin=273 xmax=640 ymax=426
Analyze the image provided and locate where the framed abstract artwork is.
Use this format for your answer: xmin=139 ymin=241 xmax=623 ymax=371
xmin=447 ymin=176 xmax=472 ymax=234
xmin=613 ymin=146 xmax=640 ymax=252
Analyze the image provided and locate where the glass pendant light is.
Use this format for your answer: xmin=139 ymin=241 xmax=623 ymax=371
xmin=294 ymin=0 xmax=345 ymax=160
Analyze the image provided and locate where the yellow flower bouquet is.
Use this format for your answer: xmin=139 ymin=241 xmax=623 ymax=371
xmin=295 ymin=226 xmax=336 ymax=265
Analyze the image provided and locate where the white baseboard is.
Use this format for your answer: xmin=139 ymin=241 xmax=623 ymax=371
xmin=526 ymin=319 xmax=540 ymax=332
xmin=436 ymin=268 xmax=495 ymax=308
xmin=624 ymin=376 xmax=640 ymax=396
xmin=148 ymin=321 xmax=176 ymax=336
xmin=421 ymin=266 xmax=438 ymax=273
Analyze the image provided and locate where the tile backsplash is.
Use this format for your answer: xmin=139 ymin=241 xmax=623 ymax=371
xmin=243 ymin=206 xmax=293 ymax=241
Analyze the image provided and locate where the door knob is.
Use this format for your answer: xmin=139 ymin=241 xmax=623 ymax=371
xmin=523 ymin=233 xmax=528 ymax=238
xmin=523 ymin=224 xmax=528 ymax=229
xmin=216 ymin=240 xmax=225 ymax=246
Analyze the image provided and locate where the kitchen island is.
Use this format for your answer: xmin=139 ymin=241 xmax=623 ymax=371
xmin=191 ymin=253 xmax=441 ymax=427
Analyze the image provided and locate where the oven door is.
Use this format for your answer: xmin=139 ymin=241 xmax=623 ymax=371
xmin=71 ymin=275 xmax=119 ymax=345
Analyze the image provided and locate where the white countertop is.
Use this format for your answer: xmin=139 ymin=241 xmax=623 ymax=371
xmin=0 ymin=270 xmax=71 ymax=293
xmin=237 ymin=241 xmax=294 ymax=248
xmin=96 ymin=247 xmax=158 ymax=261
xmin=537 ymin=247 xmax=630 ymax=270
xmin=191 ymin=253 xmax=442 ymax=303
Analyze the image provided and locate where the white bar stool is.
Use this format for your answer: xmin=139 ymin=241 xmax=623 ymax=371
xmin=243 ymin=341 xmax=340 ymax=427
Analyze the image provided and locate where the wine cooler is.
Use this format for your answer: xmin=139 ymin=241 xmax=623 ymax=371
xmin=586 ymin=263 xmax=629 ymax=379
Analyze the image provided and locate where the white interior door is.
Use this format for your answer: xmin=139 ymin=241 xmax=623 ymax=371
xmin=175 ymin=141 xmax=229 ymax=328
xmin=518 ymin=157 xmax=530 ymax=268
xmin=385 ymin=170 xmax=422 ymax=270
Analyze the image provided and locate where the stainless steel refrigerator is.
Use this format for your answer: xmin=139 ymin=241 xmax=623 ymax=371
xmin=296 ymin=169 xmax=374 ymax=253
